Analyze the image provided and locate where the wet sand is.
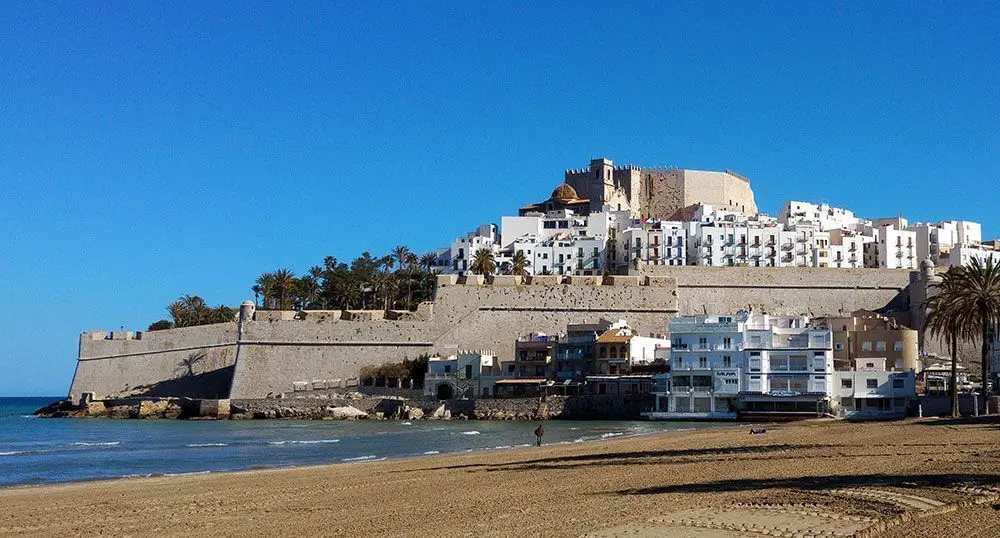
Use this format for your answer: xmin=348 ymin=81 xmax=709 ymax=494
xmin=2 ymin=417 xmax=999 ymax=537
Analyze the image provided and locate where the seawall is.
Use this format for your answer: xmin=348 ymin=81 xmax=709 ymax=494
xmin=68 ymin=268 xmax=916 ymax=401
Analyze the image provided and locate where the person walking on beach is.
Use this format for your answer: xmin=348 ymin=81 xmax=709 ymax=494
xmin=534 ymin=424 xmax=544 ymax=446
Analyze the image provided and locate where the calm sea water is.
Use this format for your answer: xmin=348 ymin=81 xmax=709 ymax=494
xmin=0 ymin=397 xmax=720 ymax=488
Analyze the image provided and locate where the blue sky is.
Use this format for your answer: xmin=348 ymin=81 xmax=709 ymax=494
xmin=2 ymin=2 xmax=998 ymax=395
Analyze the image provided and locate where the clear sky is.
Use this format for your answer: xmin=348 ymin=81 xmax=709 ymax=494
xmin=2 ymin=2 xmax=998 ymax=395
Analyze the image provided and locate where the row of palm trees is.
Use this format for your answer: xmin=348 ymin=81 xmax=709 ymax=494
xmin=252 ymin=246 xmax=441 ymax=312
xmin=149 ymin=295 xmax=235 ymax=331
xmin=923 ymin=257 xmax=1000 ymax=417
xmin=469 ymin=249 xmax=530 ymax=277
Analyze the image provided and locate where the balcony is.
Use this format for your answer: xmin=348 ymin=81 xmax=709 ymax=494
xmin=782 ymin=243 xmax=794 ymax=251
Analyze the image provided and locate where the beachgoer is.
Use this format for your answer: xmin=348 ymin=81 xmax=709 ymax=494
xmin=534 ymin=424 xmax=544 ymax=446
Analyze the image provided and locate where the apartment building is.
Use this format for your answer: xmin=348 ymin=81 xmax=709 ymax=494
xmin=648 ymin=312 xmax=833 ymax=419
xmin=820 ymin=310 xmax=918 ymax=371
xmin=832 ymin=358 xmax=915 ymax=418
xmin=513 ymin=333 xmax=557 ymax=378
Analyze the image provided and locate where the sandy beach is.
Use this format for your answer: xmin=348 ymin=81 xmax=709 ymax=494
xmin=2 ymin=417 xmax=999 ymax=537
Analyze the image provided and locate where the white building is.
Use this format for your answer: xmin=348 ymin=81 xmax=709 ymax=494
xmin=779 ymin=201 xmax=862 ymax=232
xmin=907 ymin=220 xmax=984 ymax=268
xmin=423 ymin=350 xmax=501 ymax=399
xmin=647 ymin=312 xmax=834 ymax=420
xmin=832 ymin=358 xmax=915 ymax=419
xmin=828 ymin=230 xmax=867 ymax=268
xmin=593 ymin=320 xmax=670 ymax=375
xmin=866 ymin=224 xmax=917 ymax=269
xmin=620 ymin=220 xmax=686 ymax=267
xmin=449 ymin=224 xmax=499 ymax=274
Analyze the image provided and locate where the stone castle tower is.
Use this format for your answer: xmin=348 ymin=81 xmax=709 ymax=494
xmin=561 ymin=157 xmax=759 ymax=220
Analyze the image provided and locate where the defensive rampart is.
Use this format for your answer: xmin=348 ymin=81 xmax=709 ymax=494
xmin=68 ymin=268 xmax=922 ymax=401
xmin=637 ymin=266 xmax=911 ymax=317
xmin=228 ymin=277 xmax=679 ymax=398
xmin=70 ymin=324 xmax=239 ymax=402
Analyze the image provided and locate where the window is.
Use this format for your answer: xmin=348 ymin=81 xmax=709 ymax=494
xmin=866 ymin=379 xmax=878 ymax=389
xmin=443 ymin=365 xmax=451 ymax=373
xmin=723 ymin=356 xmax=732 ymax=367
xmin=892 ymin=378 xmax=904 ymax=389
xmin=698 ymin=357 xmax=707 ymax=368
xmin=723 ymin=337 xmax=732 ymax=349
xmin=876 ymin=341 xmax=886 ymax=352
xmin=862 ymin=341 xmax=872 ymax=352
xmin=698 ymin=337 xmax=708 ymax=349
xmin=675 ymin=357 xmax=683 ymax=367
xmin=894 ymin=341 xmax=904 ymax=351
xmin=835 ymin=342 xmax=844 ymax=351
xmin=841 ymin=379 xmax=852 ymax=389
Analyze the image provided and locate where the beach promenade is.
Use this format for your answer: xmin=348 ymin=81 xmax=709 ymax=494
xmin=2 ymin=417 xmax=999 ymax=537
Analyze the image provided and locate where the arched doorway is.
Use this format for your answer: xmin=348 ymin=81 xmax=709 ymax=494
xmin=436 ymin=383 xmax=454 ymax=400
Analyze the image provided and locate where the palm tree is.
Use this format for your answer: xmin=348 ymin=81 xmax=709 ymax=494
xmin=402 ymin=252 xmax=420 ymax=309
xmin=509 ymin=251 xmax=528 ymax=276
xmin=297 ymin=275 xmax=319 ymax=309
xmin=271 ymin=269 xmax=296 ymax=310
xmin=392 ymin=245 xmax=411 ymax=272
xmin=944 ymin=258 xmax=1000 ymax=412
xmin=251 ymin=284 xmax=263 ymax=307
xmin=372 ymin=269 xmax=398 ymax=311
xmin=167 ymin=300 xmax=189 ymax=327
xmin=255 ymin=272 xmax=276 ymax=309
xmin=420 ymin=252 xmax=438 ymax=273
xmin=924 ymin=267 xmax=972 ymax=417
xmin=381 ymin=255 xmax=394 ymax=272
xmin=470 ymin=248 xmax=496 ymax=277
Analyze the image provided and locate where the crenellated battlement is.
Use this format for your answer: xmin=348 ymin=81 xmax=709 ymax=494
xmin=724 ymin=168 xmax=751 ymax=182
xmin=435 ymin=274 xmax=672 ymax=287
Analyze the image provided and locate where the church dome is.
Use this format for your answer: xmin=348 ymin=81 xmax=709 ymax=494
xmin=551 ymin=182 xmax=579 ymax=201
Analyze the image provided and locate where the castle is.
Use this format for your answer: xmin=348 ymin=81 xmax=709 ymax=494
xmin=519 ymin=158 xmax=758 ymax=219
xmin=64 ymin=157 xmax=990 ymax=403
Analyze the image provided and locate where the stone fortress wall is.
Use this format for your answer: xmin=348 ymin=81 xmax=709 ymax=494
xmin=69 ymin=324 xmax=239 ymax=402
xmin=69 ymin=268 xmax=921 ymax=402
xmin=638 ymin=266 xmax=910 ymax=317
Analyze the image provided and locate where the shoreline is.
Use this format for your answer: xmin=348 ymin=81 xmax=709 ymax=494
xmin=0 ymin=419 xmax=740 ymax=490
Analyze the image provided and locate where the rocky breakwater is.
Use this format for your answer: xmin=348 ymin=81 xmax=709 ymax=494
xmin=35 ymin=392 xmax=649 ymax=421
xmin=35 ymin=398 xmax=232 ymax=419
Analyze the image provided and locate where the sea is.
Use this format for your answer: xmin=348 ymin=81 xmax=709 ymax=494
xmin=0 ymin=397 xmax=719 ymax=488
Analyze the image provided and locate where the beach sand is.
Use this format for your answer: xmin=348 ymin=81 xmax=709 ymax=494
xmin=2 ymin=417 xmax=999 ymax=537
